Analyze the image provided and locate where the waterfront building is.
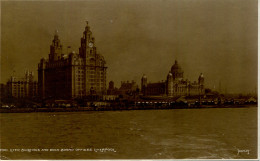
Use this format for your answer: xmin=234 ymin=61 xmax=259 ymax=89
xmin=141 ymin=60 xmax=204 ymax=97
xmin=106 ymin=80 xmax=139 ymax=100
xmin=107 ymin=81 xmax=116 ymax=95
xmin=104 ymin=81 xmax=119 ymax=101
xmin=38 ymin=22 xmax=107 ymax=100
xmin=119 ymin=80 xmax=139 ymax=96
xmin=6 ymin=71 xmax=38 ymax=98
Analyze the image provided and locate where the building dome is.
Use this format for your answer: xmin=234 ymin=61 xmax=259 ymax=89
xmin=171 ymin=60 xmax=183 ymax=72
xmin=170 ymin=60 xmax=184 ymax=80
xmin=142 ymin=74 xmax=147 ymax=79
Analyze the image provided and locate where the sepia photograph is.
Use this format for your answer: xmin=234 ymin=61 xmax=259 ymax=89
xmin=0 ymin=0 xmax=258 ymax=159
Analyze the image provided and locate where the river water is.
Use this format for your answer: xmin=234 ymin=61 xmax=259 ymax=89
xmin=0 ymin=106 xmax=257 ymax=159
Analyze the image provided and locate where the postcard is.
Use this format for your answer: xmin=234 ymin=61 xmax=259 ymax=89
xmin=0 ymin=0 xmax=257 ymax=160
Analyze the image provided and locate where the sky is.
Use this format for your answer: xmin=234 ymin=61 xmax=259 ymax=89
xmin=1 ymin=0 xmax=258 ymax=94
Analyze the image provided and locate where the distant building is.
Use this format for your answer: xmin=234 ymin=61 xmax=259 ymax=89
xmin=107 ymin=81 xmax=116 ymax=95
xmin=104 ymin=81 xmax=119 ymax=101
xmin=119 ymin=80 xmax=139 ymax=96
xmin=141 ymin=60 xmax=204 ymax=97
xmin=6 ymin=71 xmax=38 ymax=98
xmin=38 ymin=22 xmax=107 ymax=100
xmin=107 ymin=80 xmax=139 ymax=100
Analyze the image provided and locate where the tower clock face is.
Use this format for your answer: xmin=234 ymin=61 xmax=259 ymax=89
xmin=89 ymin=42 xmax=93 ymax=48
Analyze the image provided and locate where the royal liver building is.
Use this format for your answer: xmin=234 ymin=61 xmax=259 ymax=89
xmin=38 ymin=22 xmax=107 ymax=100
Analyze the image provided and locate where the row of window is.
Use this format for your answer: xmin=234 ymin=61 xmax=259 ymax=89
xmin=77 ymin=66 xmax=85 ymax=70
xmin=75 ymin=79 xmax=105 ymax=83
xmin=76 ymin=70 xmax=84 ymax=74
xmin=86 ymin=79 xmax=104 ymax=82
xmin=46 ymin=62 xmax=67 ymax=68
xmin=74 ymin=82 xmax=105 ymax=86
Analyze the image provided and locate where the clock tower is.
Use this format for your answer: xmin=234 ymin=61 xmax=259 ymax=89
xmin=78 ymin=21 xmax=107 ymax=95
xmin=79 ymin=21 xmax=96 ymax=58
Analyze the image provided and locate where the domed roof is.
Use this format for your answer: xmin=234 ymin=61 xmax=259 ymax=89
xmin=142 ymin=74 xmax=147 ymax=78
xmin=171 ymin=60 xmax=183 ymax=72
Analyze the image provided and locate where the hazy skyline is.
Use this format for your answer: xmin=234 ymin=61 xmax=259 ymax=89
xmin=1 ymin=0 xmax=257 ymax=94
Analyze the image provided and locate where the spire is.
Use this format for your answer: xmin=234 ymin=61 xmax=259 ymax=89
xmin=50 ymin=29 xmax=62 ymax=61
xmin=54 ymin=29 xmax=59 ymax=40
xmin=55 ymin=29 xmax=58 ymax=35
xmin=85 ymin=20 xmax=90 ymax=31
xmin=199 ymin=73 xmax=204 ymax=85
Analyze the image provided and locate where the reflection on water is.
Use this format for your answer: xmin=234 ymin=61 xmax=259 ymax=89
xmin=0 ymin=107 xmax=257 ymax=159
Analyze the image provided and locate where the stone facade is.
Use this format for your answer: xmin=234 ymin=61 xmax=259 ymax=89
xmin=119 ymin=81 xmax=139 ymax=96
xmin=38 ymin=22 xmax=107 ymax=100
xmin=141 ymin=60 xmax=204 ymax=97
xmin=6 ymin=71 xmax=38 ymax=98
xmin=107 ymin=80 xmax=139 ymax=99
